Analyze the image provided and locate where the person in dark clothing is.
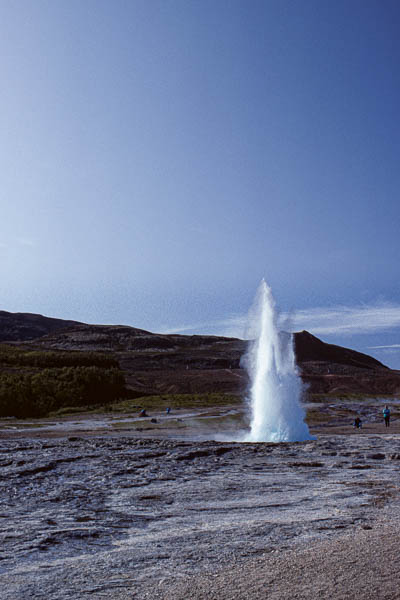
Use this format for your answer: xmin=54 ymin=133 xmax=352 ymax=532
xmin=353 ymin=417 xmax=362 ymax=429
xmin=383 ymin=406 xmax=391 ymax=427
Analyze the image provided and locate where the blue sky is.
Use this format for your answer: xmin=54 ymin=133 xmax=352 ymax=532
xmin=1 ymin=0 xmax=400 ymax=367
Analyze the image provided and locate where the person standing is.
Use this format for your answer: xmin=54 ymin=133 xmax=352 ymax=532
xmin=383 ymin=405 xmax=391 ymax=427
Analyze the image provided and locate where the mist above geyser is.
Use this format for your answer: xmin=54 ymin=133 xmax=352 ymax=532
xmin=243 ymin=280 xmax=313 ymax=443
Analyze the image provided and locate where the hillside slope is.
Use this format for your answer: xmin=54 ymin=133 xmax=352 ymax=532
xmin=1 ymin=310 xmax=399 ymax=396
xmin=0 ymin=311 xmax=83 ymax=342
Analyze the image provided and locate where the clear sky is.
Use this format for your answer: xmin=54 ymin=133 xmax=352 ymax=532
xmin=2 ymin=0 xmax=400 ymax=367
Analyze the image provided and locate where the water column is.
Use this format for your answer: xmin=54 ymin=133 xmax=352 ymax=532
xmin=244 ymin=280 xmax=313 ymax=442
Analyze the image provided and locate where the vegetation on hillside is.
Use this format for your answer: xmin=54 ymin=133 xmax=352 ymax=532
xmin=0 ymin=345 xmax=127 ymax=418
xmin=0 ymin=344 xmax=118 ymax=368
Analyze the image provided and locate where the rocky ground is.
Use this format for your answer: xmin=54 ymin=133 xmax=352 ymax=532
xmin=1 ymin=407 xmax=400 ymax=599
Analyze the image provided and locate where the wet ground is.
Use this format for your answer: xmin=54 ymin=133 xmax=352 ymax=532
xmin=0 ymin=406 xmax=240 ymax=439
xmin=1 ymin=396 xmax=398 ymax=440
xmin=1 ymin=399 xmax=400 ymax=599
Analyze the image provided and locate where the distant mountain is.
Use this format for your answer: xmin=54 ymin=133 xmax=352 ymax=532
xmin=293 ymin=330 xmax=398 ymax=396
xmin=0 ymin=310 xmax=83 ymax=342
xmin=293 ymin=330 xmax=386 ymax=370
xmin=1 ymin=310 xmax=399 ymax=396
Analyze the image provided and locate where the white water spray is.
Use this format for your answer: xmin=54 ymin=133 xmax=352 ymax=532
xmin=244 ymin=280 xmax=313 ymax=442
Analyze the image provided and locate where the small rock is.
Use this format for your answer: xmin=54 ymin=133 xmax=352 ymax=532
xmin=176 ymin=449 xmax=212 ymax=461
xmin=214 ymin=446 xmax=231 ymax=456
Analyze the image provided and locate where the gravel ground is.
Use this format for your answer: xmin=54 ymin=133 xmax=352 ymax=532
xmin=147 ymin=523 xmax=400 ymax=600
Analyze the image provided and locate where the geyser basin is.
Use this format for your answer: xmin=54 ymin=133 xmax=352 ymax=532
xmin=244 ymin=280 xmax=314 ymax=443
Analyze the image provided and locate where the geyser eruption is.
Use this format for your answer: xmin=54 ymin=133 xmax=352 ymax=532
xmin=244 ymin=280 xmax=313 ymax=442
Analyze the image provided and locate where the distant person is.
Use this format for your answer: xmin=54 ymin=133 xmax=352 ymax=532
xmin=383 ymin=405 xmax=391 ymax=428
xmin=139 ymin=409 xmax=147 ymax=418
xmin=353 ymin=417 xmax=362 ymax=429
xmin=166 ymin=407 xmax=171 ymax=414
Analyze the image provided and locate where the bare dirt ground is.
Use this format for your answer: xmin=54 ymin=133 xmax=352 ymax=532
xmin=150 ymin=525 xmax=400 ymax=600
xmin=1 ymin=401 xmax=400 ymax=599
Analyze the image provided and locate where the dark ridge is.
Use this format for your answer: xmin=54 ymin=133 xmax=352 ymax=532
xmin=0 ymin=310 xmax=84 ymax=342
xmin=293 ymin=330 xmax=387 ymax=370
xmin=0 ymin=311 xmax=153 ymax=343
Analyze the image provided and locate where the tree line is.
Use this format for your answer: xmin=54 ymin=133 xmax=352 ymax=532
xmin=0 ymin=345 xmax=127 ymax=418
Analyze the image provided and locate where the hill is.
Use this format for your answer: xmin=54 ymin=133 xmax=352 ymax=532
xmin=293 ymin=330 xmax=399 ymax=396
xmin=1 ymin=310 xmax=399 ymax=397
xmin=0 ymin=310 xmax=82 ymax=342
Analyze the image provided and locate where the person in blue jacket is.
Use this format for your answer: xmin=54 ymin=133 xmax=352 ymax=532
xmin=383 ymin=405 xmax=391 ymax=427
